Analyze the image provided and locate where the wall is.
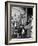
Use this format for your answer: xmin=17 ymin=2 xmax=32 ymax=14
xmin=0 ymin=0 xmax=38 ymax=46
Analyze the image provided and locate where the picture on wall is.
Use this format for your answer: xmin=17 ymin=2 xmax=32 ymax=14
xmin=5 ymin=1 xmax=37 ymax=45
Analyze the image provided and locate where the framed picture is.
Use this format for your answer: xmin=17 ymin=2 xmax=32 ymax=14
xmin=5 ymin=1 xmax=37 ymax=45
